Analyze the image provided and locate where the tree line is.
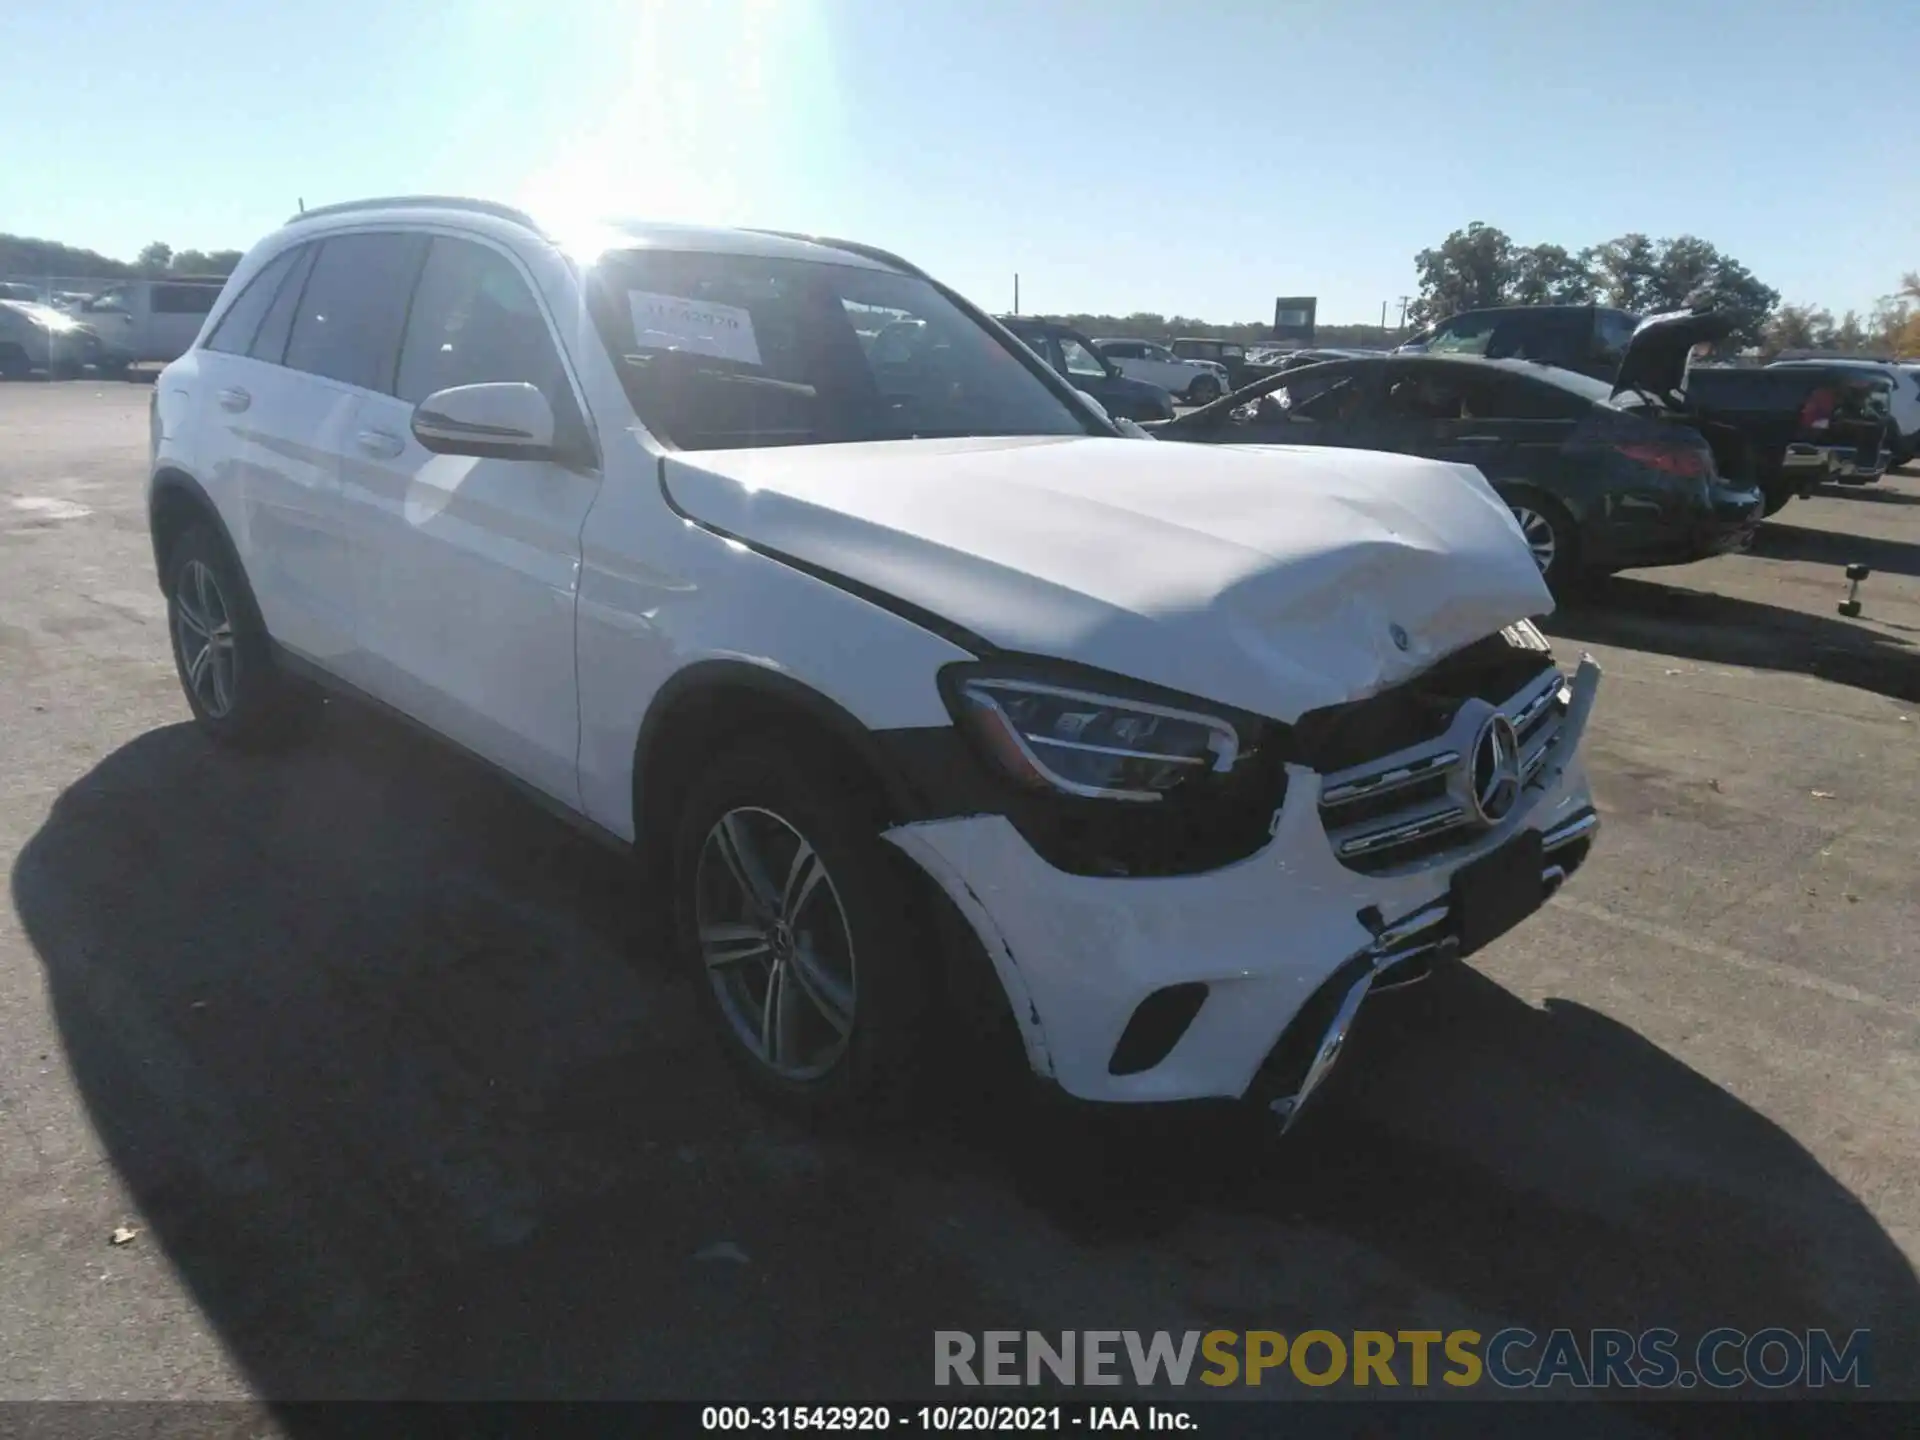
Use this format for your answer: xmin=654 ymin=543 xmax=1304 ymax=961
xmin=1408 ymin=221 xmax=1918 ymax=357
xmin=0 ymin=234 xmax=244 ymax=283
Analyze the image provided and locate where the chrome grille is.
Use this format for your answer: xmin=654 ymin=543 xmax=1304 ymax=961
xmin=1318 ymin=664 xmax=1570 ymax=874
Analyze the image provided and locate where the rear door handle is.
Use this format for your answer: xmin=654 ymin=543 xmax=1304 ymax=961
xmin=217 ymin=386 xmax=250 ymax=413
xmin=355 ymin=429 xmax=405 ymax=459
xmin=1455 ymin=434 xmax=1502 ymax=445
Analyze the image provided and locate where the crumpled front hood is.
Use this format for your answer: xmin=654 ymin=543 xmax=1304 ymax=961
xmin=660 ymin=435 xmax=1553 ymax=721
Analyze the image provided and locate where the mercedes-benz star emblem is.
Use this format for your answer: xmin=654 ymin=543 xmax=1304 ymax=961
xmin=1469 ymin=714 xmax=1523 ymax=824
xmin=1389 ymin=623 xmax=1410 ymax=652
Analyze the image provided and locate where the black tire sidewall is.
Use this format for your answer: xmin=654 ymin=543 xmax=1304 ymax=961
xmin=669 ymin=741 xmax=934 ymax=1123
xmin=1187 ymin=375 xmax=1221 ymax=404
xmin=164 ymin=525 xmax=307 ymax=747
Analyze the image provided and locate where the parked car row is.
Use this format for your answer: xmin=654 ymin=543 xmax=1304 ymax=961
xmin=995 ymin=315 xmax=1179 ymax=421
xmin=0 ymin=299 xmax=102 ymax=379
xmin=1149 ymin=311 xmax=1767 ymax=592
xmin=1398 ymin=303 xmax=1904 ymax=515
xmin=0 ymin=276 xmax=226 ymax=377
xmin=146 ymin=197 xmax=1602 ymax=1139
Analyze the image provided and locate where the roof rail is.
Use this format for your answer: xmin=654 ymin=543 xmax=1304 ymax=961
xmin=284 ymin=195 xmax=545 ymax=233
xmin=743 ymin=229 xmax=927 ymax=279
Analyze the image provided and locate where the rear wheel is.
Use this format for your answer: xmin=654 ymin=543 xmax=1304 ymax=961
xmin=1506 ymin=492 xmax=1580 ymax=594
xmin=1759 ymin=476 xmax=1798 ymax=517
xmin=164 ymin=524 xmax=322 ymax=749
xmin=0 ymin=344 xmax=30 ymax=380
xmin=1185 ymin=374 xmax=1222 ymax=405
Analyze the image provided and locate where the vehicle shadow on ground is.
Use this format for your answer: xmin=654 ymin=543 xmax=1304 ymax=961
xmin=12 ymin=711 xmax=1918 ymax=1406
xmin=1814 ymin=480 xmax=1920 ymax=507
xmin=1748 ymin=521 xmax=1920 ymax=579
xmin=1546 ymin=575 xmax=1920 ymax=703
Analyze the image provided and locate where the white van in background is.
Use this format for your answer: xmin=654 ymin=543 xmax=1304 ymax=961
xmin=80 ymin=277 xmax=226 ymax=372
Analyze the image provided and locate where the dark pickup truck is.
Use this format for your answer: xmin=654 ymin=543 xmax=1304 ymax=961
xmin=1684 ymin=365 xmax=1893 ymax=514
xmin=1404 ymin=304 xmax=1892 ymax=515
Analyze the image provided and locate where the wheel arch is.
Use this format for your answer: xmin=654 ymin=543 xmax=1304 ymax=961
xmin=630 ymin=660 xmax=928 ymax=883
xmin=148 ymin=468 xmax=244 ymax=596
xmin=629 ymin=661 xmax=1030 ymax=1077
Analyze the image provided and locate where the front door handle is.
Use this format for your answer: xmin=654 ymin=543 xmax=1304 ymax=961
xmin=1454 ymin=434 xmax=1502 ymax=445
xmin=217 ymin=386 xmax=250 ymax=413
xmin=355 ymin=429 xmax=405 ymax=459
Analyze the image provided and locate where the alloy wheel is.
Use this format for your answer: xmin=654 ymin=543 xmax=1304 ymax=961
xmin=694 ymin=806 xmax=858 ymax=1081
xmin=174 ymin=558 xmax=237 ymax=718
xmin=1510 ymin=506 xmax=1557 ymax=575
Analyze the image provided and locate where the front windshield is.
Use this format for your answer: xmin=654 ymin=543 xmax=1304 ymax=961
xmin=585 ymin=249 xmax=1093 ymax=450
xmin=1426 ymin=314 xmax=1497 ymax=355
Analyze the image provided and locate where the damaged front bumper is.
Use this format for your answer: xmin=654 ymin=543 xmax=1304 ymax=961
xmin=886 ymin=656 xmax=1602 ymax=1109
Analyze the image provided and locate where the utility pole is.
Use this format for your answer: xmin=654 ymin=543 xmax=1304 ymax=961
xmin=1396 ymin=295 xmax=1412 ymax=331
xmin=1013 ymin=273 xmax=1020 ymax=314
xmin=1380 ymin=300 xmax=1387 ymax=331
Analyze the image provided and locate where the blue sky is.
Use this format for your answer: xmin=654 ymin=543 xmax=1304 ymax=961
xmin=3 ymin=0 xmax=1914 ymax=323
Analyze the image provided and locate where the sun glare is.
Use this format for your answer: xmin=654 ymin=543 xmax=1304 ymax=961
xmin=517 ymin=0 xmax=840 ymax=246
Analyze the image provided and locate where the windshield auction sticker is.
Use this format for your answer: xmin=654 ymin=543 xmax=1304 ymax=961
xmin=628 ymin=290 xmax=762 ymax=366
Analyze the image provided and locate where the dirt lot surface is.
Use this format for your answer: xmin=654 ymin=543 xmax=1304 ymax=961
xmin=2 ymin=381 xmax=1915 ymax=1419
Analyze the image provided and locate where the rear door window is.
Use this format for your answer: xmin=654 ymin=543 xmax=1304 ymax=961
xmin=248 ymin=245 xmax=317 ymax=364
xmin=152 ymin=283 xmax=220 ymax=316
xmin=1486 ymin=311 xmax=1583 ymax=364
xmin=1381 ymin=364 xmax=1508 ymax=420
xmin=1595 ymin=309 xmax=1639 ymax=362
xmin=204 ymin=248 xmax=304 ymax=356
xmin=1426 ymin=314 xmax=1497 ymax=356
xmin=282 ymin=232 xmax=429 ymax=392
xmin=1487 ymin=374 xmax=1590 ymax=420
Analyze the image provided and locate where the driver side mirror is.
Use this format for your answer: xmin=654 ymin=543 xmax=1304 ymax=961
xmin=411 ymin=382 xmax=558 ymax=461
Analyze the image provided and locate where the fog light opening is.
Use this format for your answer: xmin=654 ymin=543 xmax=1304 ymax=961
xmin=1108 ymin=982 xmax=1210 ymax=1076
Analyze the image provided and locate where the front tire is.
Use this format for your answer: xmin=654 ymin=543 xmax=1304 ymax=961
xmin=164 ymin=524 xmax=321 ymax=749
xmin=671 ymin=739 xmax=935 ymax=1124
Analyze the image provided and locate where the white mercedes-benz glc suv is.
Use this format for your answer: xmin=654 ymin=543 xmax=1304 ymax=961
xmin=147 ymin=197 xmax=1600 ymax=1127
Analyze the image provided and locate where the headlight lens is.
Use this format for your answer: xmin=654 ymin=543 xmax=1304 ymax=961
xmin=954 ymin=677 xmax=1241 ymax=803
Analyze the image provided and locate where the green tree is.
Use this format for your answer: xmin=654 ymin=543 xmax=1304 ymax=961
xmin=1408 ymin=222 xmax=1516 ymax=324
xmin=1764 ymin=304 xmax=1835 ymax=354
xmin=0 ymin=234 xmax=134 ymax=281
xmin=135 ymin=241 xmax=173 ymax=274
xmin=1661 ymin=241 xmax=1778 ymax=348
xmin=1508 ymin=244 xmax=1594 ymax=305
xmin=1588 ymin=233 xmax=1660 ymax=311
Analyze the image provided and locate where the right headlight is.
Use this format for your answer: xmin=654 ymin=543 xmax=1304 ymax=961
xmin=951 ymin=674 xmax=1243 ymax=803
